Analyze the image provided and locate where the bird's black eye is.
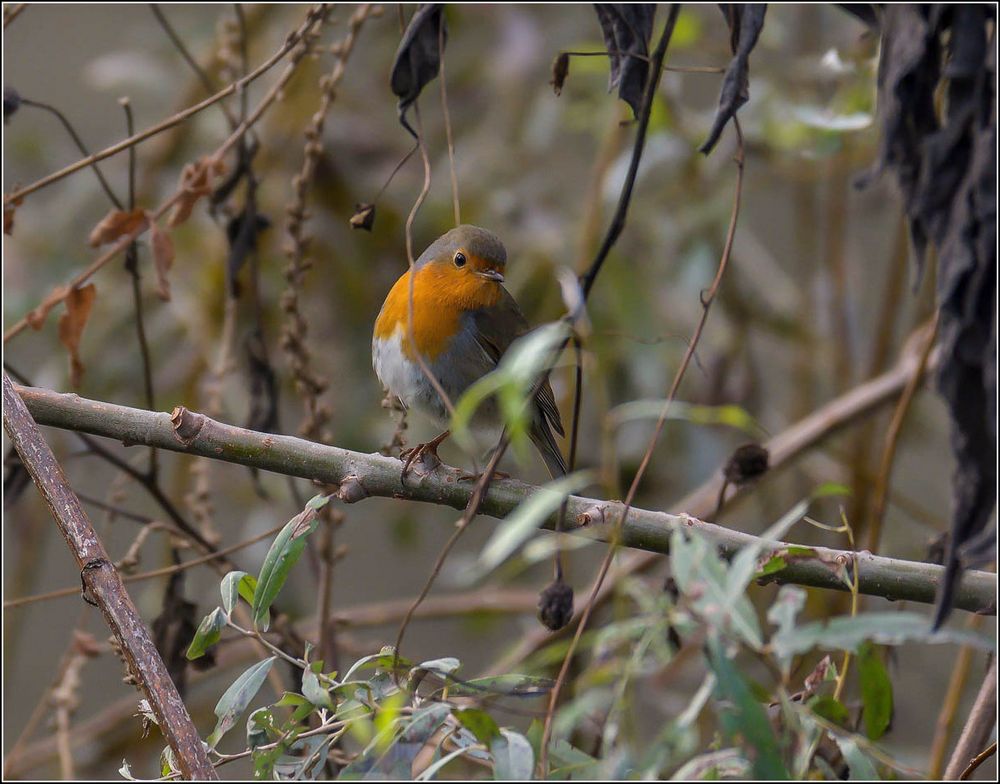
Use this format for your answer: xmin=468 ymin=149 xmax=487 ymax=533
xmin=453 ymin=251 xmax=467 ymax=268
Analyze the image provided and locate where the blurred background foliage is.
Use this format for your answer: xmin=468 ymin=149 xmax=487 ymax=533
xmin=2 ymin=3 xmax=993 ymax=779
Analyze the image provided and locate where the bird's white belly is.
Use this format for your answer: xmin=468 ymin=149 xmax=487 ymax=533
xmin=373 ymin=328 xmax=445 ymax=423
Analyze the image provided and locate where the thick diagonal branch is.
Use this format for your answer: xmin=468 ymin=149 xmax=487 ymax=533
xmin=2 ymin=373 xmax=217 ymax=781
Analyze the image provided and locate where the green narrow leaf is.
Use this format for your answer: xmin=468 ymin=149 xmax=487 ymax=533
xmin=302 ymin=667 xmax=335 ymax=711
xmin=253 ymin=498 xmax=327 ymax=630
xmin=455 ymin=708 xmax=501 ymax=744
xmin=771 ymin=611 xmax=995 ymax=658
xmin=670 ymin=528 xmax=763 ymax=649
xmin=857 ymin=643 xmax=893 ymax=740
xmin=415 ymin=656 xmax=461 ymax=677
xmin=220 ymin=571 xmax=250 ymax=616
xmin=477 ymin=471 xmax=594 ymax=575
xmin=247 ymin=707 xmax=274 ymax=750
xmin=707 ymin=636 xmax=789 ymax=780
xmin=207 ymin=656 xmax=276 ymax=748
xmin=767 ymin=586 xmax=807 ymax=675
xmin=831 ymin=734 xmax=879 ymax=781
xmin=490 ymin=729 xmax=534 ymax=780
xmin=443 ymin=674 xmax=553 ymax=698
xmin=186 ymin=607 xmax=225 ymax=660
xmin=809 ymin=696 xmax=851 ymax=728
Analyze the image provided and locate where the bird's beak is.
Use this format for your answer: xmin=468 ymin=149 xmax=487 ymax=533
xmin=476 ymin=269 xmax=505 ymax=283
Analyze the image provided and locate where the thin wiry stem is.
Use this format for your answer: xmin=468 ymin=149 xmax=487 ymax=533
xmin=18 ymin=97 xmax=123 ymax=208
xmin=540 ymin=115 xmax=743 ymax=766
xmin=4 ymin=5 xmax=329 ymax=344
xmin=149 ymin=3 xmax=240 ymax=129
xmin=539 ymin=8 xmax=684 ymax=771
xmin=3 ymin=4 xmax=327 ymax=207
xmin=120 ymin=97 xmax=159 ymax=478
xmin=865 ymin=314 xmax=939 ymax=552
xmin=438 ymin=15 xmax=461 ymax=226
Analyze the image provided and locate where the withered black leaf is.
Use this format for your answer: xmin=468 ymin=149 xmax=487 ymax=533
xmin=550 ymin=52 xmax=570 ymax=97
xmin=225 ymin=208 xmax=271 ymax=297
xmin=699 ymin=3 xmax=767 ymax=154
xmin=593 ymin=4 xmax=656 ymax=118
xmin=859 ymin=4 xmax=996 ymax=628
xmin=390 ymin=4 xmax=446 ymax=138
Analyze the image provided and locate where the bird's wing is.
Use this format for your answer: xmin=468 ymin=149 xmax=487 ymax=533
xmin=470 ymin=290 xmax=565 ymax=437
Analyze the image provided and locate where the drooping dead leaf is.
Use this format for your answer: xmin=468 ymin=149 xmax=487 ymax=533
xmin=87 ymin=208 xmax=148 ymax=248
xmin=57 ymin=284 xmax=97 ymax=387
xmin=25 ymin=284 xmax=70 ymax=330
xmin=3 ymin=195 xmax=21 ymax=235
xmin=148 ymin=216 xmax=175 ymax=301
xmin=168 ymin=157 xmax=227 ymax=228
xmin=550 ymin=52 xmax=570 ymax=96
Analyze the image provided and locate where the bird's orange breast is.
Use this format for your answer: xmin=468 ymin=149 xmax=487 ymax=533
xmin=374 ymin=264 xmax=502 ymax=360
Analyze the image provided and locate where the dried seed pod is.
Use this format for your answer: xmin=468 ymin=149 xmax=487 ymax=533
xmin=723 ymin=443 xmax=769 ymax=486
xmin=537 ymin=579 xmax=574 ymax=631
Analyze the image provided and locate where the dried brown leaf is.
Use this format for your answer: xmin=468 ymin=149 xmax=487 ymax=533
xmin=25 ymin=284 xmax=70 ymax=330
xmin=3 ymin=195 xmax=21 ymax=236
xmin=57 ymin=284 xmax=97 ymax=387
xmin=87 ymin=208 xmax=148 ymax=248
xmin=167 ymin=157 xmax=226 ymax=228
xmin=149 ymin=216 xmax=175 ymax=301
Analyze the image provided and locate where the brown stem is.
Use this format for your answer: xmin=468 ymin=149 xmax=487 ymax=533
xmin=865 ymin=314 xmax=939 ymax=553
xmin=960 ymin=740 xmax=997 ymax=780
xmin=1 ymin=373 xmax=217 ymax=781
xmin=928 ymin=615 xmax=982 ymax=778
xmin=540 ymin=106 xmax=741 ymax=770
xmin=944 ymin=657 xmax=998 ymax=780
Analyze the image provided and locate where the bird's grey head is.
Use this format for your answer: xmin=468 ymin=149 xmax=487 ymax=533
xmin=416 ymin=225 xmax=507 ymax=270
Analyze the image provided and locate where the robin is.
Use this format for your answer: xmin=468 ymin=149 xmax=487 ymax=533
xmin=373 ymin=225 xmax=566 ymax=478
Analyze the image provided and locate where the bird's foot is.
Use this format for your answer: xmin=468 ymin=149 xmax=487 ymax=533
xmin=400 ymin=430 xmax=450 ymax=480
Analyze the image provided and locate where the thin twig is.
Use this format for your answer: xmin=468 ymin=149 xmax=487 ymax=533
xmin=17 ymin=97 xmax=123 ymax=208
xmin=865 ymin=313 xmax=940 ymax=552
xmin=438 ymin=15 xmax=460 ymax=226
xmin=120 ymin=97 xmax=160 ymax=479
xmin=944 ymin=657 xmax=998 ymax=780
xmin=4 ymin=521 xmax=286 ymax=609
xmin=540 ymin=114 xmax=744 ymax=770
xmin=149 ymin=3 xmax=240 ymax=130
xmin=3 ymin=2 xmax=27 ymax=28
xmin=4 ymin=5 xmax=330 ymax=345
xmin=403 ymin=103 xmax=459 ymax=423
xmin=3 ymin=4 xmax=327 ymax=207
xmin=960 ymin=741 xmax=997 ymax=781
xmin=928 ymin=615 xmax=983 ymax=778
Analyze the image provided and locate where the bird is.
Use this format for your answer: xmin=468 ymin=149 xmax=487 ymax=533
xmin=373 ymin=225 xmax=566 ymax=478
